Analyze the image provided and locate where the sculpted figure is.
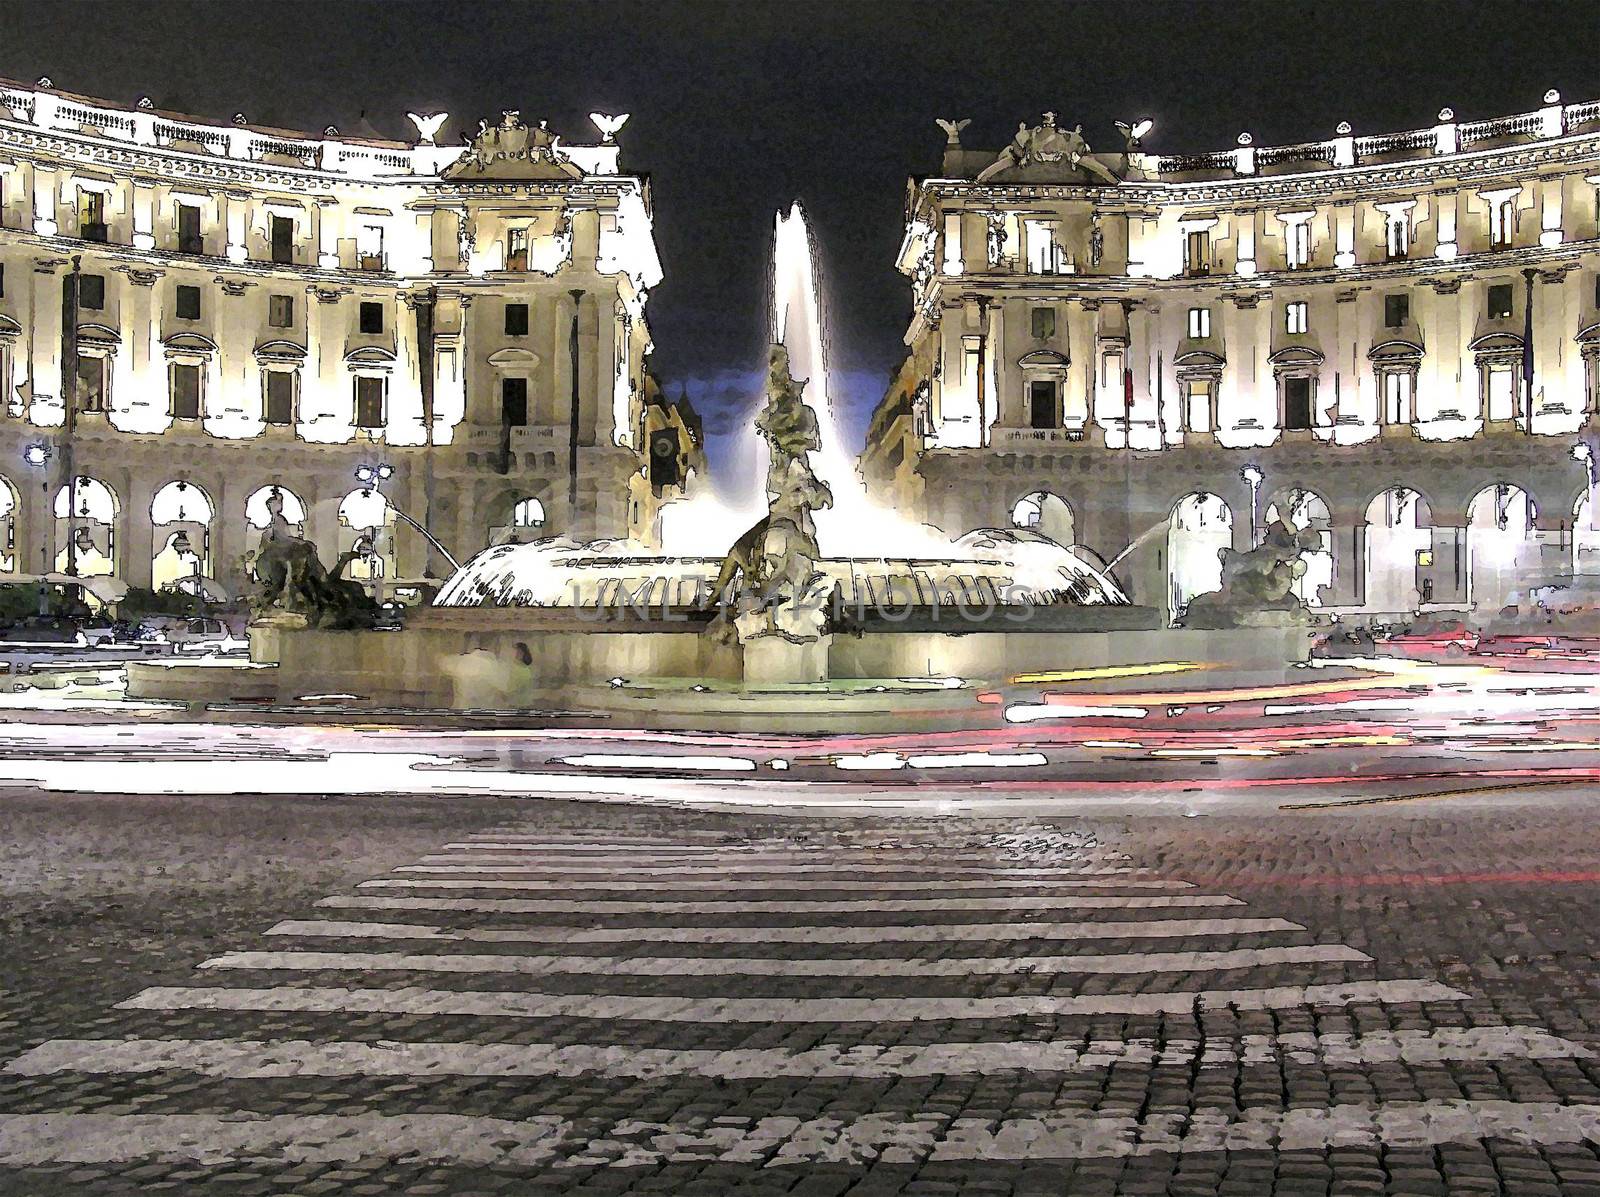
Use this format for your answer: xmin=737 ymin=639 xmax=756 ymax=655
xmin=250 ymin=491 xmax=376 ymax=629
xmin=1179 ymin=518 xmax=1324 ymax=629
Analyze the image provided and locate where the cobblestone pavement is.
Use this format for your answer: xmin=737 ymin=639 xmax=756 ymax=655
xmin=3 ymin=791 xmax=1600 ymax=1194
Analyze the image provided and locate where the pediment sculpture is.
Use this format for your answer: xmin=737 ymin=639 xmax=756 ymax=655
xmin=976 ymin=112 xmax=1121 ymax=186
xmin=443 ymin=110 xmax=584 ymax=181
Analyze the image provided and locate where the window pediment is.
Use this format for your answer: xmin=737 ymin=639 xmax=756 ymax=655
xmin=345 ymin=345 xmax=397 ymax=366
xmin=1468 ymin=331 xmax=1523 ymax=353
xmin=76 ymin=322 xmax=120 ymax=351
xmin=1576 ymin=321 xmax=1600 ymax=345
xmin=1369 ymin=338 xmax=1424 ymax=361
xmin=487 ymin=347 xmax=541 ymax=368
xmin=1174 ymin=348 xmax=1225 ymax=369
xmin=0 ymin=313 xmax=20 ymax=338
xmin=1017 ymin=348 xmax=1069 ymax=370
xmin=1268 ymin=345 xmax=1324 ymax=366
xmin=162 ymin=332 xmax=218 ymax=356
xmin=254 ymin=338 xmax=308 ymax=363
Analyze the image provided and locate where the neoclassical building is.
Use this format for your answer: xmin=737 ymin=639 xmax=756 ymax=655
xmin=0 ymin=77 xmax=700 ymax=600
xmin=863 ymin=95 xmax=1600 ymax=621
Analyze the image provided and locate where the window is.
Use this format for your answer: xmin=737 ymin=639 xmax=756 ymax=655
xmin=1286 ymin=221 xmax=1311 ymax=269
xmin=505 ymin=302 xmax=529 ymax=336
xmin=78 ymin=190 xmax=107 ymax=242
xmin=513 ymin=497 xmax=546 ymax=528
xmin=1030 ymin=306 xmax=1056 ymax=340
xmin=1024 ymin=220 xmax=1065 ymax=274
xmin=359 ymin=302 xmax=384 ymax=334
xmin=269 ymin=294 xmax=294 ymax=329
xmin=1487 ymin=283 xmax=1513 ymax=321
xmin=1385 ymin=211 xmax=1410 ymax=260
xmin=507 ymin=227 xmax=528 ymax=271
xmin=1385 ymin=293 xmax=1410 ymax=328
xmin=1184 ymin=378 xmax=1214 ymax=433
xmin=264 ymin=371 xmax=295 ymax=425
xmin=75 ymin=356 xmax=106 ymax=413
xmin=501 ymin=377 xmax=528 ymax=426
xmin=1383 ymin=371 xmax=1413 ymax=424
xmin=1028 ymin=380 xmax=1057 ymax=429
xmin=354 ymin=375 xmax=385 ymax=428
xmin=78 ymin=274 xmax=105 ymax=310
xmin=170 ymin=363 xmax=201 ymax=419
xmin=177 ymin=203 xmax=203 ymax=255
xmin=1486 ymin=364 xmax=1516 ymax=421
xmin=0 ymin=263 xmax=5 ymax=298
xmin=1187 ymin=307 xmax=1211 ymax=339
xmin=269 ymin=214 xmax=294 ymax=265
xmin=1490 ymin=196 xmax=1516 ymax=249
xmin=357 ymin=224 xmax=385 ymax=270
xmin=175 ymin=285 xmax=201 ymax=321
xmin=1282 ymin=376 xmax=1313 ymax=430
xmin=1184 ymin=229 xmax=1210 ymax=276
xmin=1285 ymin=301 xmax=1308 ymax=335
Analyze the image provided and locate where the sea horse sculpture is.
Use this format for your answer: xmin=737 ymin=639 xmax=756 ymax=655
xmin=710 ymin=344 xmax=836 ymax=643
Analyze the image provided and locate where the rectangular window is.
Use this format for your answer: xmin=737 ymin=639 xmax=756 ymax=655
xmin=175 ymin=284 xmax=201 ymax=321
xmin=1187 ymin=307 xmax=1211 ymax=339
xmin=1184 ymin=229 xmax=1210 ymax=276
xmin=78 ymin=274 xmax=105 ymax=310
xmin=1385 ymin=212 xmax=1409 ymax=259
xmin=502 ymin=377 xmax=528 ymax=426
xmin=1028 ymin=380 xmax=1057 ymax=429
xmin=506 ymin=227 xmax=529 ymax=272
xmin=265 ymin=371 xmax=295 ymax=425
xmin=354 ymin=375 xmax=385 ymax=428
xmin=1487 ymin=365 xmax=1516 ymax=421
xmin=505 ymin=302 xmax=530 ymax=336
xmin=270 ymin=214 xmax=294 ymax=265
xmin=75 ymin=356 xmax=106 ymax=413
xmin=177 ymin=203 xmax=203 ymax=254
xmin=1030 ymin=306 xmax=1056 ymax=340
xmin=1184 ymin=379 xmax=1214 ymax=433
xmin=1490 ymin=197 xmax=1515 ymax=249
xmin=1487 ymin=283 xmax=1513 ymax=321
xmin=1283 ymin=376 xmax=1313 ymax=430
xmin=1285 ymin=301 xmax=1308 ymax=335
xmin=1383 ymin=371 xmax=1413 ymax=424
xmin=269 ymin=294 xmax=294 ymax=329
xmin=1385 ymin=293 xmax=1409 ymax=328
xmin=170 ymin=363 xmax=201 ymax=419
xmin=78 ymin=190 xmax=107 ymax=242
xmin=359 ymin=301 xmax=384 ymax=334
xmin=357 ymin=224 xmax=385 ymax=270
xmin=1286 ymin=221 xmax=1311 ymax=269
xmin=1025 ymin=220 xmax=1064 ymax=274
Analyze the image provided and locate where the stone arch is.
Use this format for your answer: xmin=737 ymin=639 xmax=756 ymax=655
xmin=1010 ymin=490 xmax=1075 ymax=546
xmin=0 ymin=472 xmax=17 ymax=573
xmin=1465 ymin=482 xmax=1539 ymax=613
xmin=149 ymin=479 xmax=216 ymax=591
xmin=52 ymin=475 xmax=120 ymax=578
xmin=1264 ymin=487 xmax=1333 ymax=608
xmin=338 ymin=487 xmax=397 ymax=582
xmin=1166 ymin=491 xmax=1234 ymax=621
xmin=1363 ymin=486 xmax=1433 ymax=614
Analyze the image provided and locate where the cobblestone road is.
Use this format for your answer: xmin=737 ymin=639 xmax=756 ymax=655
xmin=3 ymin=792 xmax=1600 ymax=1194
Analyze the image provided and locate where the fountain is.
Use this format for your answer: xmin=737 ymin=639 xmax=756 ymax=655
xmin=129 ymin=204 xmax=1317 ymax=725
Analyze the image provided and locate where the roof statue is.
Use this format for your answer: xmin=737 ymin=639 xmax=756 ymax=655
xmin=442 ymin=110 xmax=583 ymax=181
xmin=976 ymin=112 xmax=1122 ymax=185
xmin=406 ymin=111 xmax=448 ymax=145
xmin=588 ymin=112 xmax=630 ymax=143
xmin=935 ymin=117 xmax=971 ymax=147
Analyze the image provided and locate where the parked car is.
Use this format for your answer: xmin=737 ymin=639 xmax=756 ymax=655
xmin=0 ymin=616 xmax=84 ymax=647
xmin=140 ymin=616 xmax=249 ymax=656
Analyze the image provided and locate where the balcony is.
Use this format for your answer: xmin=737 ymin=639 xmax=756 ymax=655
xmin=178 ymin=236 xmax=206 ymax=256
xmin=992 ymin=426 xmax=1087 ymax=446
xmin=358 ymin=254 xmax=388 ymax=273
xmin=80 ymin=222 xmax=109 ymax=244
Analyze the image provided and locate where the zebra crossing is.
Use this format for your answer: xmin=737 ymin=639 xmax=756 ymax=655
xmin=2 ymin=822 xmax=1597 ymax=1189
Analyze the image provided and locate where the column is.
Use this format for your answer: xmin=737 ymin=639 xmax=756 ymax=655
xmin=31 ymin=262 xmax=63 ymax=424
xmin=1323 ymin=514 xmax=1366 ymax=608
xmin=315 ymin=198 xmax=340 ymax=269
xmin=116 ymin=270 xmax=158 ymax=432
xmin=130 ymin=179 xmax=156 ymax=251
xmin=122 ymin=473 xmax=157 ymax=589
xmin=31 ymin=165 xmax=58 ymax=236
xmin=222 ymin=190 xmax=248 ymax=264
xmin=392 ymin=292 xmax=425 ymax=447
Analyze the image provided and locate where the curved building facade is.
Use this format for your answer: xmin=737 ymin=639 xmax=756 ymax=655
xmin=863 ymin=95 xmax=1600 ymax=621
xmin=0 ymin=78 xmax=699 ymax=599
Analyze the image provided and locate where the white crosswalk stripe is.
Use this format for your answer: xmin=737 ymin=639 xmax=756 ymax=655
xmin=0 ymin=821 xmax=1586 ymax=1180
xmin=265 ymin=916 xmax=1307 ymax=944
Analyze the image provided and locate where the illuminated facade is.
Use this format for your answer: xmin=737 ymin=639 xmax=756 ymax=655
xmin=864 ymin=95 xmax=1600 ymax=620
xmin=0 ymin=78 xmax=699 ymax=598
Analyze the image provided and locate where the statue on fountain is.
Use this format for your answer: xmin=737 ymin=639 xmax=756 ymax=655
xmin=709 ymin=345 xmax=838 ymax=680
xmin=1178 ymin=517 xmax=1325 ymax=630
xmin=249 ymin=491 xmax=377 ymax=630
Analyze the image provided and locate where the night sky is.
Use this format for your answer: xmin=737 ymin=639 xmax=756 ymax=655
xmin=5 ymin=0 xmax=1597 ymax=474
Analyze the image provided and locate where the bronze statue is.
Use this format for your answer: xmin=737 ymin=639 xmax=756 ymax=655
xmin=1179 ymin=517 xmax=1325 ymax=629
xmin=249 ymin=491 xmax=376 ymax=629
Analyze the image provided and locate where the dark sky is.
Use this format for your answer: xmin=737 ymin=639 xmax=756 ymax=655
xmin=5 ymin=0 xmax=1598 ymax=472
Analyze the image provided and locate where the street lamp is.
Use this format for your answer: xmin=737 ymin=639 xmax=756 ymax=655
xmin=21 ymin=444 xmax=52 ymax=615
xmin=1240 ymin=464 xmax=1264 ymax=546
xmin=1574 ymin=442 xmax=1598 ymax=532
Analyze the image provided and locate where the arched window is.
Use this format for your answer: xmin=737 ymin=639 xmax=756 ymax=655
xmin=513 ymin=497 xmax=546 ymax=528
